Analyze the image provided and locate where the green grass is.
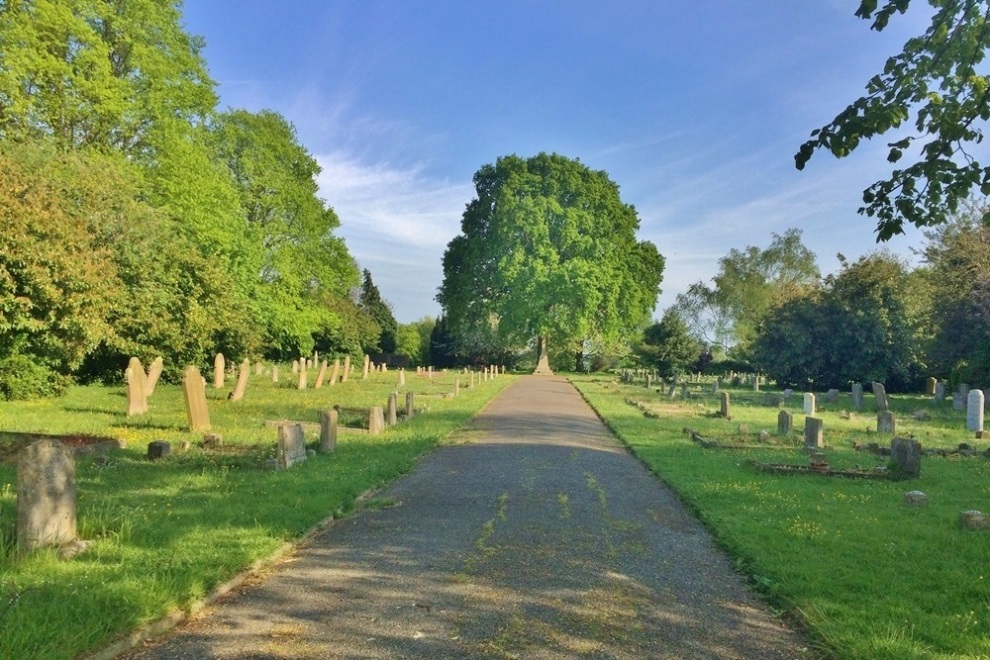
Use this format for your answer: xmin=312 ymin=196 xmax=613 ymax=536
xmin=572 ymin=374 xmax=990 ymax=660
xmin=0 ymin=366 xmax=512 ymax=659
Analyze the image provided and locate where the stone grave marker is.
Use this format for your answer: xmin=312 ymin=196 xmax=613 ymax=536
xmin=319 ymin=409 xmax=337 ymax=452
xmin=272 ymin=365 xmax=279 ymax=383
xmin=454 ymin=379 xmax=460 ymax=397
xmin=329 ymin=359 xmax=340 ymax=386
xmin=387 ymin=392 xmax=398 ymax=426
xmin=314 ymin=360 xmax=328 ymax=389
xmin=825 ymin=389 xmax=839 ymax=404
xmin=470 ymin=372 xmax=476 ymax=388
xmin=145 ymin=356 xmax=164 ymax=397
xmin=960 ymin=383 xmax=971 ymax=396
xmin=362 ymin=354 xmax=370 ymax=379
xmin=368 ymin=406 xmax=385 ymax=435
xmin=953 ymin=392 xmax=966 ymax=411
xmin=719 ymin=392 xmax=730 ymax=419
xmin=17 ymin=439 xmax=77 ymax=552
xmin=126 ymin=357 xmax=149 ymax=416
xmin=291 ymin=360 xmax=299 ymax=374
xmin=230 ymin=359 xmax=250 ymax=401
xmin=926 ymin=377 xmax=937 ymax=396
xmin=803 ymin=393 xmax=816 ymax=416
xmin=255 ymin=361 xmax=263 ymax=376
xmin=967 ymin=389 xmax=985 ymax=432
xmin=680 ymin=383 xmax=689 ymax=399
xmin=406 ymin=392 xmax=415 ymax=419
xmin=753 ymin=375 xmax=760 ymax=392
xmin=342 ymin=356 xmax=351 ymax=383
xmin=935 ymin=381 xmax=946 ymax=402
xmin=804 ymin=417 xmax=824 ymax=449
xmin=890 ymin=437 xmax=921 ymax=478
xmin=276 ymin=424 xmax=307 ymax=469
xmin=398 ymin=369 xmax=405 ymax=387
xmin=296 ymin=364 xmax=307 ymax=390
xmin=182 ymin=366 xmax=211 ymax=432
xmin=147 ymin=441 xmax=171 ymax=460
xmin=872 ymin=382 xmax=889 ymax=411
xmin=213 ymin=353 xmax=225 ymax=389
xmin=960 ymin=510 xmax=989 ymax=530
xmin=777 ymin=410 xmax=793 ymax=435
xmin=877 ymin=411 xmax=896 ymax=434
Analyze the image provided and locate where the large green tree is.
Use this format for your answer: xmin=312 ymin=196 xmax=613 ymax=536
xmin=796 ymin=0 xmax=990 ymax=239
xmin=438 ymin=153 xmax=664 ymax=370
xmin=637 ymin=310 xmax=702 ymax=380
xmin=357 ymin=269 xmax=398 ymax=353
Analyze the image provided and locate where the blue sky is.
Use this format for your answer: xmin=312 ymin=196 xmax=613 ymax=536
xmin=183 ymin=1 xmax=935 ymax=323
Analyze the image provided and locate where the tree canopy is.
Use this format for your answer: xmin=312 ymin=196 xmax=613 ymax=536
xmin=437 ymin=153 xmax=664 ymax=368
xmin=796 ymin=0 xmax=990 ymax=239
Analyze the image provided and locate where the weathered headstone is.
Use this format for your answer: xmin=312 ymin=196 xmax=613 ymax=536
xmin=454 ymin=379 xmax=460 ymax=397
xmin=904 ymin=490 xmax=928 ymax=506
xmin=147 ymin=440 xmax=171 ymax=460
xmin=276 ymin=424 xmax=307 ymax=469
xmin=934 ymin=381 xmax=946 ymax=402
xmin=342 ymin=356 xmax=351 ymax=383
xmin=877 ymin=411 xmax=896 ymax=434
xmin=753 ymin=375 xmax=760 ymax=392
xmin=872 ymin=382 xmax=889 ymax=411
xmin=368 ymin=406 xmax=385 ymax=435
xmin=825 ymin=389 xmax=839 ymax=404
xmin=803 ymin=393 xmax=816 ymax=416
xmin=406 ymin=392 xmax=415 ymax=419
xmin=680 ymin=383 xmax=689 ymax=399
xmin=213 ymin=353 xmax=226 ymax=389
xmin=17 ymin=439 xmax=77 ymax=552
xmin=255 ymin=361 xmax=263 ymax=376
xmin=398 ymin=369 xmax=406 ymax=387
xmin=777 ymin=410 xmax=793 ymax=435
xmin=230 ymin=359 xmax=250 ymax=401
xmin=362 ymin=354 xmax=370 ymax=379
xmin=181 ymin=366 xmax=211 ymax=432
xmin=890 ymin=437 xmax=921 ymax=478
xmin=145 ymin=356 xmax=164 ymax=397
xmin=953 ymin=392 xmax=966 ymax=411
xmin=314 ymin=360 xmax=328 ymax=389
xmin=804 ymin=417 xmax=824 ymax=449
xmin=126 ymin=357 xmax=149 ymax=416
xmin=296 ymin=364 xmax=307 ymax=390
xmin=272 ymin=365 xmax=279 ymax=383
xmin=719 ymin=392 xmax=730 ymax=419
xmin=291 ymin=360 xmax=299 ymax=374
xmin=387 ymin=392 xmax=398 ymax=426
xmin=329 ymin=359 xmax=340 ymax=386
xmin=926 ymin=377 xmax=937 ymax=396
xmin=319 ymin=409 xmax=337 ymax=452
xmin=960 ymin=510 xmax=989 ymax=530
xmin=967 ymin=389 xmax=985 ymax=432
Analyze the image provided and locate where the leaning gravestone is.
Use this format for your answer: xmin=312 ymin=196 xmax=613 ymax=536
xmin=804 ymin=417 xmax=824 ymax=449
xmin=314 ymin=360 xmax=328 ymax=389
xmin=890 ymin=437 xmax=922 ymax=478
xmin=368 ymin=406 xmax=385 ymax=435
xmin=230 ymin=359 xmax=250 ymax=401
xmin=719 ymin=392 xmax=730 ymax=419
xmin=329 ymin=359 xmax=340 ymax=386
xmin=967 ymin=389 xmax=985 ymax=432
xmin=276 ymin=424 xmax=307 ymax=469
xmin=319 ymin=409 xmax=337 ymax=452
xmin=803 ymin=393 xmax=816 ymax=416
xmin=145 ymin=356 xmax=164 ymax=397
xmin=213 ymin=353 xmax=225 ymax=389
xmin=778 ymin=410 xmax=793 ymax=436
xmin=851 ymin=383 xmax=864 ymax=410
xmin=126 ymin=357 xmax=149 ymax=416
xmin=182 ymin=366 xmax=211 ymax=432
xmin=872 ymin=382 xmax=889 ymax=412
xmin=877 ymin=411 xmax=896 ymax=434
xmin=17 ymin=439 xmax=77 ymax=552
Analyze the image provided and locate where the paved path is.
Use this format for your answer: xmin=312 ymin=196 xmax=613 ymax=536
xmin=128 ymin=376 xmax=808 ymax=659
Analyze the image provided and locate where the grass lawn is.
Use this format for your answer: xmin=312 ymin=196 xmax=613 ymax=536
xmin=572 ymin=373 xmax=990 ymax=660
xmin=0 ymin=366 xmax=512 ymax=659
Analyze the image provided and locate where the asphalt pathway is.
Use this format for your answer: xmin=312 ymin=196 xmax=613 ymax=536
xmin=127 ymin=375 xmax=808 ymax=659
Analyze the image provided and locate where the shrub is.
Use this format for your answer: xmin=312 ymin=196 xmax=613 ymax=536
xmin=0 ymin=354 xmax=71 ymax=400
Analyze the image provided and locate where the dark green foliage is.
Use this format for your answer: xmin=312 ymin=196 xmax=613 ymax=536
xmin=358 ymin=270 xmax=398 ymax=353
xmin=0 ymin=353 xmax=70 ymax=400
xmin=796 ymin=1 xmax=990 ymax=238
xmin=637 ymin=310 xmax=702 ymax=379
xmin=429 ymin=316 xmax=458 ymax=368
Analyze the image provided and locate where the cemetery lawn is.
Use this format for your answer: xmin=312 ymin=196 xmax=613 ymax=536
xmin=572 ymin=374 xmax=990 ymax=660
xmin=0 ymin=369 xmax=512 ymax=660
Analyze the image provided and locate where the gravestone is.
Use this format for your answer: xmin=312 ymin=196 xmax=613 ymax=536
xmin=272 ymin=365 xmax=279 ymax=383
xmin=342 ymin=356 xmax=351 ymax=383
xmin=877 ymin=411 xmax=896 ymax=434
xmin=145 ymin=356 xmax=164 ymax=397
xmin=255 ymin=361 xmax=263 ymax=376
xmin=926 ymin=377 xmax=937 ymax=396
xmin=230 ymin=359 xmax=250 ymax=401
xmin=804 ymin=417 xmax=824 ymax=449
xmin=935 ymin=381 xmax=946 ymax=402
xmin=147 ymin=441 xmax=171 ymax=460
xmin=362 ymin=354 xmax=370 ymax=379
xmin=368 ymin=406 xmax=385 ymax=435
xmin=852 ymin=383 xmax=864 ymax=410
xmin=213 ymin=353 xmax=225 ymax=389
xmin=960 ymin=383 xmax=971 ymax=396
xmin=314 ymin=360 xmax=328 ymax=389
xmin=803 ymin=393 xmax=816 ymax=416
xmin=782 ymin=388 xmax=794 ymax=400
xmin=960 ymin=510 xmax=989 ymax=530
xmin=406 ymin=392 xmax=415 ymax=419
xmin=387 ymin=392 xmax=398 ymax=425
xmin=712 ymin=378 xmax=720 ymax=394
xmin=967 ymin=389 xmax=985 ymax=432
xmin=904 ymin=490 xmax=928 ymax=506
xmin=126 ymin=357 xmax=148 ymax=416
xmin=890 ymin=437 xmax=922 ymax=478
xmin=17 ymin=439 xmax=77 ymax=552
xmin=680 ymin=383 xmax=689 ymax=399
xmin=719 ymin=392 xmax=730 ymax=419
xmin=319 ymin=409 xmax=337 ymax=452
xmin=291 ymin=360 xmax=299 ymax=374
xmin=329 ymin=359 xmax=340 ymax=386
xmin=398 ymin=369 xmax=405 ymax=387
xmin=645 ymin=374 xmax=652 ymax=389
xmin=454 ymin=379 xmax=460 ymax=397
xmin=181 ymin=366 xmax=211 ymax=432
xmin=753 ymin=375 xmax=760 ymax=392
xmin=953 ymin=392 xmax=966 ymax=411
xmin=296 ymin=365 xmax=307 ymax=390
xmin=872 ymin=382 xmax=889 ymax=412
xmin=825 ymin=389 xmax=839 ymax=404
xmin=276 ymin=424 xmax=307 ymax=469
xmin=777 ymin=410 xmax=793 ymax=435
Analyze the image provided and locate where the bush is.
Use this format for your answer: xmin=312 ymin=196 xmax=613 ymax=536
xmin=0 ymin=354 xmax=71 ymax=400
